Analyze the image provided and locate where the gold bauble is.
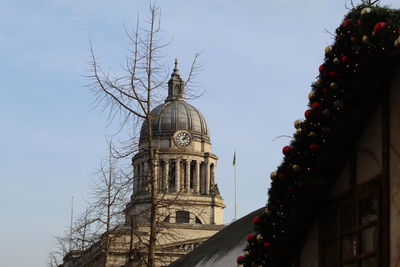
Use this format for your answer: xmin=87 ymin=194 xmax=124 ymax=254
xmin=265 ymin=207 xmax=271 ymax=215
xmin=394 ymin=37 xmax=400 ymax=47
xmin=325 ymin=46 xmax=333 ymax=55
xmin=333 ymin=57 xmax=340 ymax=65
xmin=330 ymin=82 xmax=337 ymax=89
xmin=361 ymin=7 xmax=372 ymax=15
xmin=308 ymin=131 xmax=317 ymax=138
xmin=322 ymin=109 xmax=330 ymax=116
xmin=296 ymin=128 xmax=302 ymax=135
xmin=321 ymin=127 xmax=331 ymax=133
xmin=294 ymin=119 xmax=304 ymax=129
xmin=333 ymin=100 xmax=344 ymax=109
xmin=270 ymin=171 xmax=277 ymax=179
xmin=308 ymin=91 xmax=316 ymax=100
xmin=362 ymin=35 xmax=369 ymax=43
xmin=292 ymin=164 xmax=301 ymax=173
xmin=256 ymin=234 xmax=264 ymax=243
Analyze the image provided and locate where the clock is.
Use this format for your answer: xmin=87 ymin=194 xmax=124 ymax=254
xmin=174 ymin=131 xmax=192 ymax=147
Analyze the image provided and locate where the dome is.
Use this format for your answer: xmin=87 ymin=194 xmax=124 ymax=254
xmin=140 ymin=59 xmax=209 ymax=143
xmin=140 ymin=100 xmax=210 ymax=142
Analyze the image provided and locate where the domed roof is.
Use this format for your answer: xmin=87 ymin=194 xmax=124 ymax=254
xmin=140 ymin=100 xmax=209 ymax=142
xmin=139 ymin=59 xmax=210 ymax=142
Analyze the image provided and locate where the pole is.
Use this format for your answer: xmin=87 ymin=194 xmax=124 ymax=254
xmin=69 ymin=196 xmax=74 ymax=251
xmin=234 ymin=162 xmax=237 ymax=221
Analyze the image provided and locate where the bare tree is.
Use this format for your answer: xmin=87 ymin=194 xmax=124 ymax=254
xmin=88 ymin=4 xmax=200 ymax=267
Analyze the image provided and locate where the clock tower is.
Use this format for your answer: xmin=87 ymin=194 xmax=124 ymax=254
xmin=124 ymin=59 xmax=225 ymax=266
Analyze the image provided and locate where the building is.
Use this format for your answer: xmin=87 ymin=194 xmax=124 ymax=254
xmin=61 ymin=60 xmax=225 ymax=267
xmin=171 ymin=4 xmax=400 ymax=267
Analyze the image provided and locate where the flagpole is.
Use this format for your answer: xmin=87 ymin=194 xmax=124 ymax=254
xmin=234 ymin=161 xmax=237 ymax=221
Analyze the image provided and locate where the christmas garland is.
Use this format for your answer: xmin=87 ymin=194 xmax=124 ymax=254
xmin=237 ymin=4 xmax=400 ymax=267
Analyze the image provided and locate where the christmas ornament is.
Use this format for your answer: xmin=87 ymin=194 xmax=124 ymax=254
xmin=308 ymin=132 xmax=317 ymax=138
xmin=325 ymin=46 xmax=333 ymax=55
xmin=296 ymin=128 xmax=302 ymax=135
xmin=310 ymin=144 xmax=319 ymax=152
xmin=322 ymin=109 xmax=330 ymax=116
xmin=237 ymin=256 xmax=244 ymax=264
xmin=292 ymin=164 xmax=301 ymax=173
xmin=246 ymin=234 xmax=255 ymax=242
xmin=373 ymin=22 xmax=386 ymax=33
xmin=319 ymin=64 xmax=326 ymax=73
xmin=361 ymin=7 xmax=372 ymax=15
xmin=270 ymin=171 xmax=277 ymax=180
xmin=330 ymin=82 xmax=338 ymax=89
xmin=341 ymin=55 xmax=349 ymax=64
xmin=304 ymin=109 xmax=312 ymax=119
xmin=342 ymin=18 xmax=352 ymax=28
xmin=321 ymin=127 xmax=331 ymax=133
xmin=333 ymin=57 xmax=340 ymax=65
xmin=362 ymin=35 xmax=369 ymax=43
xmin=263 ymin=242 xmax=272 ymax=250
xmin=294 ymin=119 xmax=303 ymax=129
xmin=253 ymin=216 xmax=261 ymax=225
xmin=282 ymin=146 xmax=293 ymax=155
xmin=395 ymin=36 xmax=400 ymax=46
xmin=256 ymin=234 xmax=264 ymax=243
xmin=308 ymin=91 xmax=316 ymax=100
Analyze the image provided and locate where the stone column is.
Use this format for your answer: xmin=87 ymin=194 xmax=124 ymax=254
xmin=185 ymin=160 xmax=191 ymax=191
xmin=195 ymin=161 xmax=200 ymax=194
xmin=154 ymin=160 xmax=158 ymax=191
xmin=143 ymin=161 xmax=148 ymax=191
xmin=135 ymin=164 xmax=140 ymax=193
xmin=175 ymin=159 xmax=180 ymax=192
xmin=163 ymin=160 xmax=169 ymax=192
xmin=205 ymin=161 xmax=210 ymax=195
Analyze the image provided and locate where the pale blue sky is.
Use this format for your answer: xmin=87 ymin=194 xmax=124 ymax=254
xmin=1 ymin=1 xmax=399 ymax=266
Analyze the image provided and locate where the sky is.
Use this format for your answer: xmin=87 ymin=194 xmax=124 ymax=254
xmin=1 ymin=0 xmax=399 ymax=266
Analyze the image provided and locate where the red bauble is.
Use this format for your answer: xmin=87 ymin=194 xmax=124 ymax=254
xmin=322 ymin=88 xmax=329 ymax=94
xmin=252 ymin=216 xmax=261 ymax=225
xmin=264 ymin=241 xmax=272 ymax=250
xmin=358 ymin=20 xmax=362 ymax=26
xmin=342 ymin=18 xmax=352 ymax=28
xmin=305 ymin=109 xmax=313 ymax=119
xmin=246 ymin=234 xmax=255 ymax=242
xmin=312 ymin=102 xmax=322 ymax=113
xmin=319 ymin=64 xmax=325 ymax=73
xmin=329 ymin=70 xmax=336 ymax=78
xmin=373 ymin=22 xmax=386 ymax=33
xmin=237 ymin=256 xmax=244 ymax=263
xmin=341 ymin=55 xmax=349 ymax=64
xmin=278 ymin=173 xmax=285 ymax=179
xmin=282 ymin=146 xmax=293 ymax=155
xmin=310 ymin=144 xmax=319 ymax=152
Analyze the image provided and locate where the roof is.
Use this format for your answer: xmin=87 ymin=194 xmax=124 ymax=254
xmin=237 ymin=4 xmax=400 ymax=267
xmin=169 ymin=208 xmax=264 ymax=267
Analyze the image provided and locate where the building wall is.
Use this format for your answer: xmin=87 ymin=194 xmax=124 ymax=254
xmin=389 ymin=69 xmax=400 ymax=267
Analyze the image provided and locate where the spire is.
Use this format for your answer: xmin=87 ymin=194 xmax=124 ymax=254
xmin=166 ymin=58 xmax=185 ymax=102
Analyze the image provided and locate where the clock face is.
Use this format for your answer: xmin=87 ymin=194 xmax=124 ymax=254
xmin=174 ymin=131 xmax=192 ymax=147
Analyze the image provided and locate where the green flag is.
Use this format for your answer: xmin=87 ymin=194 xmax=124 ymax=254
xmin=233 ymin=151 xmax=236 ymax=166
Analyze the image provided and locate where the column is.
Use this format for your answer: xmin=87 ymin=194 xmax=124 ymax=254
xmin=163 ymin=160 xmax=169 ymax=192
xmin=175 ymin=159 xmax=180 ymax=192
xmin=195 ymin=161 xmax=200 ymax=194
xmin=185 ymin=160 xmax=191 ymax=191
xmin=135 ymin=164 xmax=140 ymax=193
xmin=143 ymin=161 xmax=148 ymax=191
xmin=153 ymin=160 xmax=158 ymax=191
xmin=205 ymin=162 xmax=210 ymax=195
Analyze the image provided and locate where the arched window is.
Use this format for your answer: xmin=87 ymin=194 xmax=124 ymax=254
xmin=176 ymin=211 xmax=190 ymax=224
xmin=195 ymin=216 xmax=202 ymax=224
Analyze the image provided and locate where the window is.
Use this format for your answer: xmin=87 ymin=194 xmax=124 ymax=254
xmin=176 ymin=211 xmax=190 ymax=224
xmin=195 ymin=216 xmax=202 ymax=224
xmin=320 ymin=185 xmax=379 ymax=267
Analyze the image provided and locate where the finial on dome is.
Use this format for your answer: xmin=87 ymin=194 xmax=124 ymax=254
xmin=173 ymin=58 xmax=180 ymax=75
xmin=166 ymin=58 xmax=185 ymax=102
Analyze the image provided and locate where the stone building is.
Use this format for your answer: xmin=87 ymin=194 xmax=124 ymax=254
xmin=61 ymin=60 xmax=225 ymax=267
